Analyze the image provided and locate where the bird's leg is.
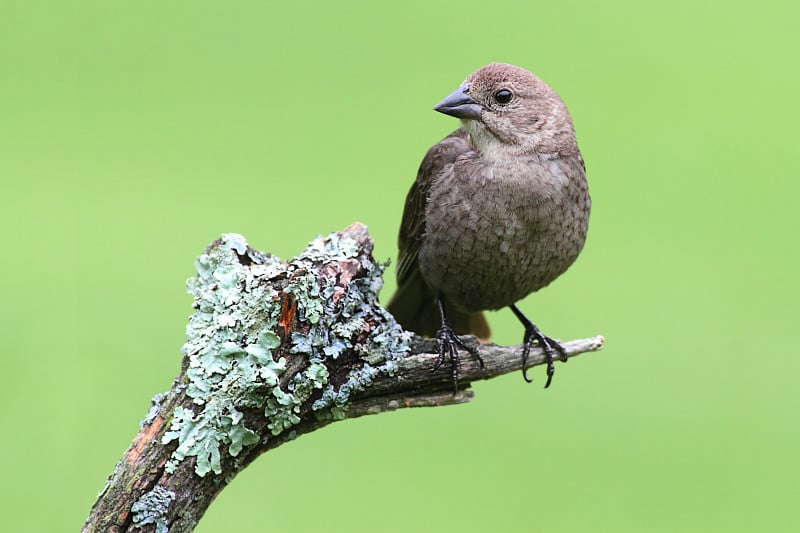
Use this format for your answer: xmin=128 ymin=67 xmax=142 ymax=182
xmin=433 ymin=294 xmax=484 ymax=393
xmin=509 ymin=304 xmax=568 ymax=388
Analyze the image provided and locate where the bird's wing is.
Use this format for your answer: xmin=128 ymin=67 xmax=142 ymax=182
xmin=388 ymin=128 xmax=489 ymax=339
xmin=395 ymin=128 xmax=472 ymax=286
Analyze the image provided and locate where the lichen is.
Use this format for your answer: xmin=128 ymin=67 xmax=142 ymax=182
xmin=131 ymin=485 xmax=174 ymax=533
xmin=162 ymin=230 xmax=412 ymax=477
xmin=141 ymin=392 xmax=166 ymax=428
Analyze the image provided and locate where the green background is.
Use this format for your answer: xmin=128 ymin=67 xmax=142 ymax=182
xmin=1 ymin=1 xmax=797 ymax=531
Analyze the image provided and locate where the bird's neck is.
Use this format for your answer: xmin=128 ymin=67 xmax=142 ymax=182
xmin=462 ymin=121 xmax=568 ymax=164
xmin=461 ymin=121 xmax=520 ymax=162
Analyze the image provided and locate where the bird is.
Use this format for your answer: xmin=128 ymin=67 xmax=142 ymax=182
xmin=386 ymin=62 xmax=590 ymax=391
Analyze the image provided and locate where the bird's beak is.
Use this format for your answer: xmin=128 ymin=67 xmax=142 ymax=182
xmin=434 ymin=84 xmax=482 ymax=120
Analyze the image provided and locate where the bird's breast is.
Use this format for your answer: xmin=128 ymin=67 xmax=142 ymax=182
xmin=418 ymin=156 xmax=589 ymax=311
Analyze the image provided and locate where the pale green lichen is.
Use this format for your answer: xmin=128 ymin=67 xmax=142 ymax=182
xmin=131 ymin=485 xmax=174 ymax=533
xmin=141 ymin=392 xmax=166 ymax=428
xmin=162 ymin=230 xmax=411 ymax=477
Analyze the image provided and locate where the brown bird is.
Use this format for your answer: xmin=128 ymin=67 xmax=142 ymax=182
xmin=387 ymin=63 xmax=590 ymax=390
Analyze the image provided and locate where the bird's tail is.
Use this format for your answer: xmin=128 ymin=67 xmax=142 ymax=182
xmin=386 ymin=271 xmax=490 ymax=340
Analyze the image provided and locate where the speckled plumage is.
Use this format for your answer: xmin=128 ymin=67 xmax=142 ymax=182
xmin=388 ymin=63 xmax=590 ymax=343
xmin=420 ymin=145 xmax=588 ymax=311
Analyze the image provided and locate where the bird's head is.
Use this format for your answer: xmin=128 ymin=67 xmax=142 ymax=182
xmin=434 ymin=63 xmax=578 ymax=157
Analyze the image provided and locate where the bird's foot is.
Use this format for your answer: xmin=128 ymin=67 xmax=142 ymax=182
xmin=521 ymin=325 xmax=568 ymax=388
xmin=433 ymin=322 xmax=484 ymax=393
xmin=509 ymin=304 xmax=568 ymax=388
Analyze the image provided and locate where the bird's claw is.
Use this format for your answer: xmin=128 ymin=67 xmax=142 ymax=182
xmin=433 ymin=322 xmax=484 ymax=393
xmin=521 ymin=327 xmax=567 ymax=388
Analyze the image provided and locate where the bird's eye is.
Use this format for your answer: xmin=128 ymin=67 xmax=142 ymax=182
xmin=494 ymin=89 xmax=513 ymax=104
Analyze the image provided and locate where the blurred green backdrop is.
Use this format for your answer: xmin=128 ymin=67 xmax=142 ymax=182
xmin=1 ymin=0 xmax=798 ymax=531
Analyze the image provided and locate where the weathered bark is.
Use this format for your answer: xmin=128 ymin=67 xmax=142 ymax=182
xmin=82 ymin=223 xmax=604 ymax=532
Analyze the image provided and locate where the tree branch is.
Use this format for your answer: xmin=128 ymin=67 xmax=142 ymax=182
xmin=81 ymin=223 xmax=604 ymax=533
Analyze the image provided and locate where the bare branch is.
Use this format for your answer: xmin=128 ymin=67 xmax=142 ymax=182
xmin=345 ymin=335 xmax=604 ymax=416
